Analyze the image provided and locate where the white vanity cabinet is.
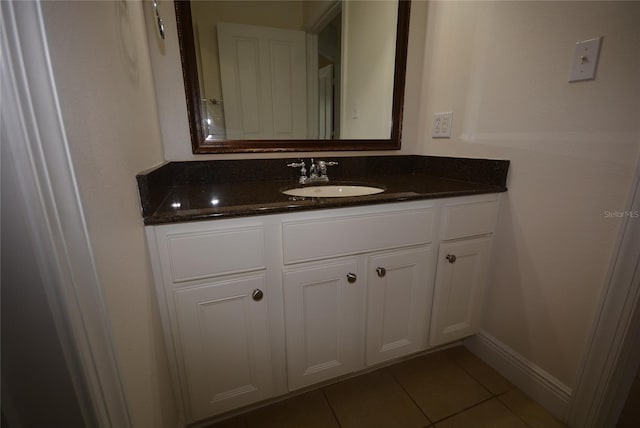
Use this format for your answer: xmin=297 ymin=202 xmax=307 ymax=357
xmin=280 ymin=204 xmax=436 ymax=390
xmin=145 ymin=219 xmax=282 ymax=423
xmin=282 ymin=244 xmax=436 ymax=390
xmin=145 ymin=195 xmax=500 ymax=424
xmin=429 ymin=196 xmax=499 ymax=346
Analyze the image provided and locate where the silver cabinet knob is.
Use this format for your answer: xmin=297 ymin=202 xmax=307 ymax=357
xmin=376 ymin=267 xmax=386 ymax=277
xmin=347 ymin=273 xmax=357 ymax=283
xmin=446 ymin=254 xmax=457 ymax=263
xmin=252 ymin=289 xmax=264 ymax=301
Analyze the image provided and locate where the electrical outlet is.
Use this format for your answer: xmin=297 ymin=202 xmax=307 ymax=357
xmin=432 ymin=112 xmax=453 ymax=138
xmin=351 ymin=103 xmax=359 ymax=119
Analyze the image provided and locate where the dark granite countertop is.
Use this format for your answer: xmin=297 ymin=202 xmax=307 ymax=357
xmin=137 ymin=156 xmax=509 ymax=225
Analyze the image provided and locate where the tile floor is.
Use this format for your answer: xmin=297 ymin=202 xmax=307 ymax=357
xmin=206 ymin=346 xmax=566 ymax=428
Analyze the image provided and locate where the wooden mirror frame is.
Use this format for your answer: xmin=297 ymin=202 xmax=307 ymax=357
xmin=175 ymin=0 xmax=411 ymax=154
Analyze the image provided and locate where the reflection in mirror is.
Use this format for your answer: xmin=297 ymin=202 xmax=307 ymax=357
xmin=175 ymin=0 xmax=410 ymax=153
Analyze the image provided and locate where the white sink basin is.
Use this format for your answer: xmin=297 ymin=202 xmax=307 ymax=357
xmin=282 ymin=185 xmax=385 ymax=198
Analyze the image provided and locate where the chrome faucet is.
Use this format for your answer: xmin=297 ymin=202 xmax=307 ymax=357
xmin=309 ymin=158 xmax=319 ymax=181
xmin=287 ymin=160 xmax=307 ymax=184
xmin=317 ymin=160 xmax=338 ymax=181
xmin=287 ymin=159 xmax=339 ymax=184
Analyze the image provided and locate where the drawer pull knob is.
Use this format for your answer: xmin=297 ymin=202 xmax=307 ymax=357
xmin=252 ymin=289 xmax=264 ymax=301
xmin=446 ymin=254 xmax=457 ymax=263
xmin=347 ymin=273 xmax=357 ymax=283
xmin=376 ymin=267 xmax=386 ymax=277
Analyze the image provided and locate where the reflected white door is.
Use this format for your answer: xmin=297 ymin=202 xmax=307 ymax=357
xmin=318 ymin=64 xmax=334 ymax=139
xmin=218 ymin=23 xmax=307 ymax=140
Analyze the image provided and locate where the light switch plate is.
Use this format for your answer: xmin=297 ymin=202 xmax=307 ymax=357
xmin=433 ymin=112 xmax=453 ymax=138
xmin=569 ymin=37 xmax=602 ymax=82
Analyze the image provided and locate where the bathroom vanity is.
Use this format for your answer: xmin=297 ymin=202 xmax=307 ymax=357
xmin=138 ymin=155 xmax=508 ymax=424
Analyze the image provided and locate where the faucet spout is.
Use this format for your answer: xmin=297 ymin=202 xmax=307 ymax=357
xmin=309 ymin=158 xmax=319 ymax=180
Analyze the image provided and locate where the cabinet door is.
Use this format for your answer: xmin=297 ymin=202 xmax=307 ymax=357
xmin=283 ymin=259 xmax=365 ymax=390
xmin=429 ymin=237 xmax=493 ymax=346
xmin=366 ymin=246 xmax=435 ymax=365
xmin=174 ymin=274 xmax=273 ymax=421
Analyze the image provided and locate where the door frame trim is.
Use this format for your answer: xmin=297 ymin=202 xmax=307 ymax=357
xmin=567 ymin=152 xmax=640 ymax=426
xmin=1 ymin=1 xmax=131 ymax=426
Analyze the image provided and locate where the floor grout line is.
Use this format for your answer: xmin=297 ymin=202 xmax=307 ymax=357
xmin=495 ymin=393 xmax=537 ymax=428
xmin=320 ymin=387 xmax=343 ymax=428
xmin=384 ymin=366 xmax=434 ymax=426
xmin=446 ymin=353 xmax=499 ymax=398
xmin=439 ymin=350 xmax=539 ymax=426
xmin=430 ymin=395 xmax=497 ymax=425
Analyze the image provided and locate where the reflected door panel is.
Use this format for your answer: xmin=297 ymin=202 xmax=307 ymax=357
xmin=217 ymin=23 xmax=307 ymax=140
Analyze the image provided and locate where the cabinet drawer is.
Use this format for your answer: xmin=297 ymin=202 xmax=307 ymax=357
xmin=164 ymin=227 xmax=265 ymax=283
xmin=441 ymin=197 xmax=498 ymax=240
xmin=283 ymin=209 xmax=435 ymax=264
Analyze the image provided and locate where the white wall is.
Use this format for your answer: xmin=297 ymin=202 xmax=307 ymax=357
xmin=145 ymin=0 xmax=426 ymax=160
xmin=416 ymin=0 xmax=640 ymax=387
xmin=40 ymin=1 xmax=178 ymax=427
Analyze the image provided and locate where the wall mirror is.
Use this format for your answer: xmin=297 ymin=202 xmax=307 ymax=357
xmin=175 ymin=0 xmax=410 ymax=153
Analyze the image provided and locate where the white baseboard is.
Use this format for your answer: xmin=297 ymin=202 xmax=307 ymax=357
xmin=464 ymin=330 xmax=572 ymax=421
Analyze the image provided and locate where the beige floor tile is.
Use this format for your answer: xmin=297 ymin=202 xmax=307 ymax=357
xmin=245 ymin=390 xmax=339 ymax=428
xmin=445 ymin=346 xmax=513 ymax=395
xmin=390 ymin=352 xmax=492 ymax=422
xmin=436 ymin=398 xmax=527 ymax=428
xmin=324 ymin=369 xmax=430 ymax=428
xmin=205 ymin=415 xmax=245 ymax=428
xmin=498 ymin=390 xmax=567 ymax=428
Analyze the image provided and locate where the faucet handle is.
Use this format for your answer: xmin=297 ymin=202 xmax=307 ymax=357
xmin=287 ymin=160 xmax=307 ymax=184
xmin=317 ymin=160 xmax=338 ymax=181
xmin=318 ymin=160 xmax=338 ymax=168
xmin=318 ymin=160 xmax=338 ymax=172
